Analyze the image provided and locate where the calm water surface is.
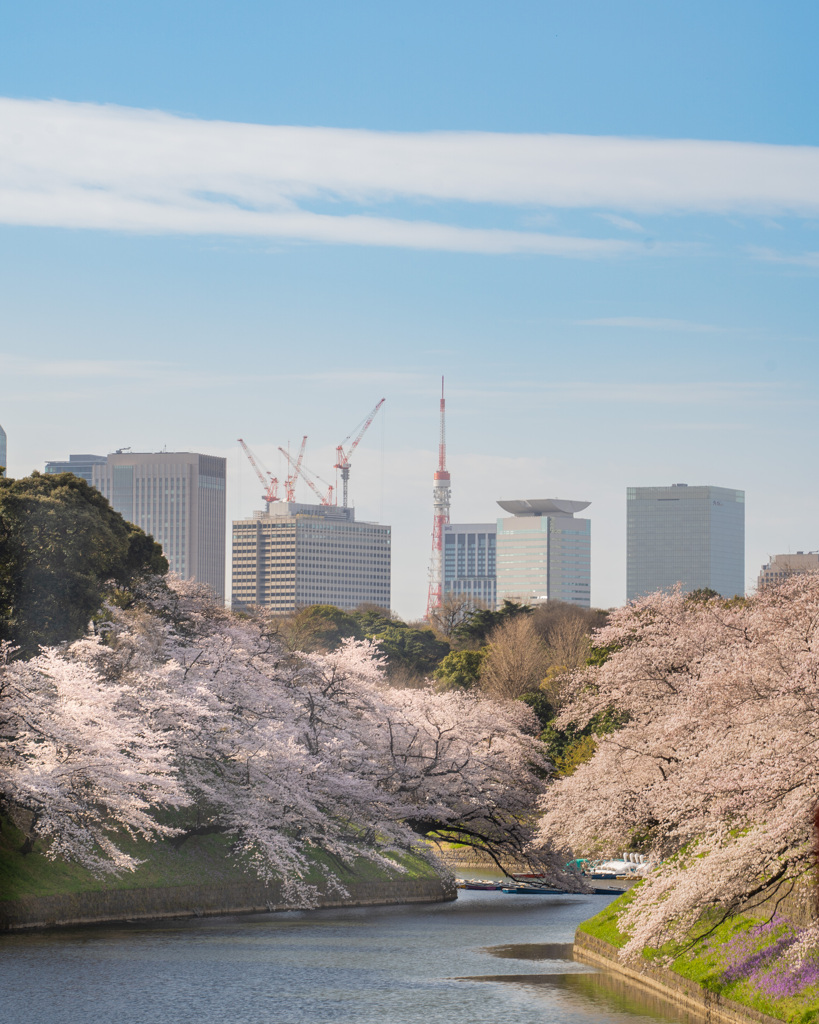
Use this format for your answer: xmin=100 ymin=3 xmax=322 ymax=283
xmin=0 ymin=889 xmax=706 ymax=1024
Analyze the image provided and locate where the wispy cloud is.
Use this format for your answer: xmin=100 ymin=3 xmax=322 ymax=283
xmin=596 ymin=213 xmax=648 ymax=233
xmin=574 ymin=316 xmax=727 ymax=332
xmin=2 ymin=98 xmax=819 ymax=255
xmin=0 ymin=353 xmax=423 ymax=390
xmin=448 ymin=380 xmax=788 ymax=408
xmin=0 ymin=355 xmax=172 ymax=378
xmin=746 ymin=246 xmax=819 ymax=269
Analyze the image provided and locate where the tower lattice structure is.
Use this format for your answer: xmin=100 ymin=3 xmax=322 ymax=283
xmin=426 ymin=377 xmax=451 ymax=618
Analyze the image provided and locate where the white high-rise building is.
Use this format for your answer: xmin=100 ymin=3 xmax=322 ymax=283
xmin=495 ymin=499 xmax=591 ymax=608
xmin=92 ymin=451 xmax=226 ymax=601
xmin=232 ymin=501 xmax=390 ymax=614
xmin=626 ymin=484 xmax=745 ymax=601
xmin=0 ymin=423 xmax=6 ymax=474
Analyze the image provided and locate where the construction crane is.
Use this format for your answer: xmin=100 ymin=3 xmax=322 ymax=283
xmin=278 ymin=447 xmax=335 ymax=506
xmin=237 ymin=438 xmax=279 ymax=509
xmin=334 ymin=398 xmax=385 ymax=508
xmin=282 ymin=436 xmax=307 ymax=503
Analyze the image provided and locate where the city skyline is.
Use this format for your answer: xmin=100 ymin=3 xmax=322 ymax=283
xmin=2 ymin=2 xmax=817 ymax=617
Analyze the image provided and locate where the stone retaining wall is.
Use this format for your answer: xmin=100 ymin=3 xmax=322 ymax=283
xmin=574 ymin=931 xmax=784 ymax=1024
xmin=0 ymin=875 xmax=456 ymax=933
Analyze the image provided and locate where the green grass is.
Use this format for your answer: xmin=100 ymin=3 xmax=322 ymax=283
xmin=579 ymin=897 xmax=819 ymax=1024
xmin=576 ymin=888 xmax=633 ymax=947
xmin=0 ymin=817 xmax=439 ymax=904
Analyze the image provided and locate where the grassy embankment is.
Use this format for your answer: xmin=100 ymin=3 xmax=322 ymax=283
xmin=0 ymin=816 xmax=440 ymax=904
xmin=579 ymin=892 xmax=819 ymax=1024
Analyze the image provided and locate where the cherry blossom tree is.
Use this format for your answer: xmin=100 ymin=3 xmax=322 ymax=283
xmin=2 ymin=576 xmax=557 ymax=896
xmin=0 ymin=641 xmax=185 ymax=872
xmin=535 ymin=578 xmax=819 ymax=962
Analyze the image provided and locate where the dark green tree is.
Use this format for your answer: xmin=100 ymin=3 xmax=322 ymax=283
xmin=451 ymin=599 xmax=532 ymax=647
xmin=432 ymin=648 xmax=484 ymax=692
xmin=518 ymin=690 xmax=555 ymax=729
xmin=366 ymin=622 xmax=450 ymax=679
xmin=287 ymin=604 xmax=363 ymax=652
xmin=0 ymin=472 xmax=167 ymax=656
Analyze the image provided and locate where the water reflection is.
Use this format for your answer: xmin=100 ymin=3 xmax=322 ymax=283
xmin=481 ymin=941 xmax=577 ymax=960
xmin=460 ymin=971 xmax=710 ymax=1024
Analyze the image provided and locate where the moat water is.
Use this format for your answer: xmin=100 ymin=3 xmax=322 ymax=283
xmin=1 ymin=888 xmax=706 ymax=1024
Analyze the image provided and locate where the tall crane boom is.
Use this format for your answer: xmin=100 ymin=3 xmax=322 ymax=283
xmin=278 ymin=447 xmax=334 ymax=506
xmin=334 ymin=398 xmax=385 ymax=508
xmin=237 ymin=438 xmax=279 ymax=508
xmin=282 ymin=436 xmax=307 ymax=503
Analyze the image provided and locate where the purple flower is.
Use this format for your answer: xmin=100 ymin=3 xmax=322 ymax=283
xmin=710 ymin=917 xmax=819 ymax=999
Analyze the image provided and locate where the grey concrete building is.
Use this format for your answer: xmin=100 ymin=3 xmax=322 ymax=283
xmin=232 ymin=501 xmax=390 ymax=614
xmin=45 ymin=453 xmax=107 ymax=486
xmin=0 ymin=423 xmax=6 ymax=474
xmin=92 ymin=451 xmax=226 ymax=601
xmin=443 ymin=523 xmax=496 ymax=608
xmin=626 ymin=483 xmax=745 ymax=601
xmin=495 ymin=499 xmax=591 ymax=608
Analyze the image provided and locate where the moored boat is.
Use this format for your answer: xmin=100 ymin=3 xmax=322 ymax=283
xmin=500 ymin=884 xmax=566 ymax=894
xmin=454 ymin=878 xmax=503 ymax=890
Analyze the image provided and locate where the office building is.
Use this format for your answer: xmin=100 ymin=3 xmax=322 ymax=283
xmin=495 ymin=499 xmax=591 ymax=608
xmin=443 ymin=523 xmax=496 ymax=608
xmin=0 ymin=423 xmax=6 ymax=474
xmin=91 ymin=451 xmax=226 ymax=601
xmin=626 ymin=484 xmax=745 ymax=601
xmin=232 ymin=501 xmax=390 ymax=614
xmin=45 ymin=453 xmax=107 ymax=486
xmin=757 ymin=552 xmax=819 ymax=591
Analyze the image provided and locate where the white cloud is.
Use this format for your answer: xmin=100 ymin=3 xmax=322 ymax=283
xmin=575 ymin=316 xmax=726 ymax=332
xmin=2 ymin=98 xmax=819 ymax=254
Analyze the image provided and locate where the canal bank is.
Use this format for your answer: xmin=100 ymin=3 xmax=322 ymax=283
xmin=573 ymin=889 xmax=819 ymax=1024
xmin=574 ymin=930 xmax=784 ymax=1024
xmin=0 ymin=818 xmax=454 ymax=932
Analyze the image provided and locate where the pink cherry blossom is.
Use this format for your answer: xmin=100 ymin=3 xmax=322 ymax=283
xmin=535 ymin=578 xmax=819 ymax=966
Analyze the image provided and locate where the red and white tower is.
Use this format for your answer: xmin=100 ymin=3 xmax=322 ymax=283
xmin=426 ymin=377 xmax=451 ymax=618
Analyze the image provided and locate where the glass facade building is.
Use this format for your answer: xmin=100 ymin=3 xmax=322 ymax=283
xmin=495 ymin=499 xmax=591 ymax=608
xmin=626 ymin=484 xmax=745 ymax=601
xmin=91 ymin=451 xmax=227 ymax=601
xmin=45 ymin=453 xmax=107 ymax=485
xmin=443 ymin=523 xmax=496 ymax=608
xmin=232 ymin=501 xmax=390 ymax=614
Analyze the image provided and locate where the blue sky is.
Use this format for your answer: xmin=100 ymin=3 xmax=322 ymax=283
xmin=1 ymin=1 xmax=818 ymax=616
